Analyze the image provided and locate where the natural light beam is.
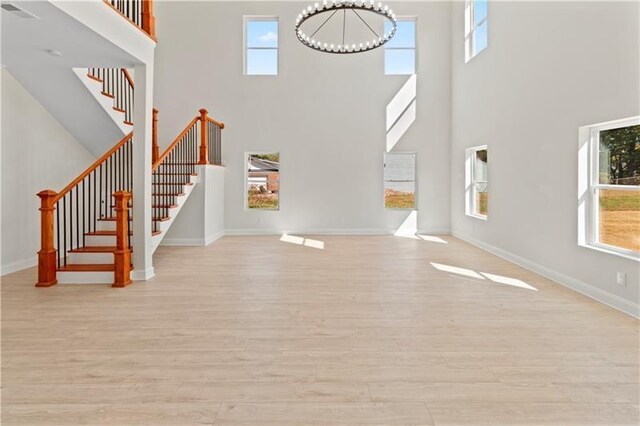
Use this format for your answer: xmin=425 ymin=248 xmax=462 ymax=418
xmin=280 ymin=234 xmax=304 ymax=245
xmin=303 ymin=238 xmax=325 ymax=250
xmin=417 ymin=235 xmax=448 ymax=244
xmin=386 ymin=99 xmax=416 ymax=152
xmin=480 ymin=272 xmax=538 ymax=291
xmin=394 ymin=210 xmax=418 ymax=238
xmin=280 ymin=234 xmax=324 ymax=250
xmin=430 ymin=262 xmax=486 ymax=279
xmin=386 ymin=74 xmax=417 ymax=132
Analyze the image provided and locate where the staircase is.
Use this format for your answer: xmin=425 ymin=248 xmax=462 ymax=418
xmin=36 ymin=67 xmax=225 ymax=287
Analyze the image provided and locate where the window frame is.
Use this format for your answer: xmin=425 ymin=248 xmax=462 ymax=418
xmin=384 ymin=17 xmax=417 ymax=76
xmin=383 ymin=151 xmax=417 ymax=210
xmin=464 ymin=0 xmax=488 ymax=63
xmin=245 ymin=151 xmax=281 ymax=211
xmin=244 ymin=16 xmax=279 ymax=76
xmin=580 ymin=117 xmax=640 ymax=260
xmin=465 ymin=145 xmax=488 ymax=220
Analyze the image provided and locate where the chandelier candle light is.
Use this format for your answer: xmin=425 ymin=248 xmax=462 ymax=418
xmin=295 ymin=0 xmax=397 ymax=54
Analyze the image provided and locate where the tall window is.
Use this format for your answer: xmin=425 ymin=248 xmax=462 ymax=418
xmin=245 ymin=18 xmax=278 ymax=75
xmin=466 ymin=146 xmax=488 ymax=218
xmin=247 ymin=153 xmax=280 ymax=210
xmin=384 ymin=152 xmax=416 ymax=209
xmin=581 ymin=119 xmax=639 ymax=256
xmin=384 ymin=19 xmax=416 ymax=75
xmin=465 ymin=0 xmax=488 ymax=62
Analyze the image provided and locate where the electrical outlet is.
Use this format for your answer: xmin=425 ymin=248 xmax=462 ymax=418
xmin=616 ymin=272 xmax=627 ymax=286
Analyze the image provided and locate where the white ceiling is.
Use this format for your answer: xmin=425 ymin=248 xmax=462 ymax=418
xmin=1 ymin=1 xmax=139 ymax=68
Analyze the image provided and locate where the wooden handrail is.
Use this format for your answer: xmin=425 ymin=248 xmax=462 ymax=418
xmin=54 ymin=132 xmax=133 ymax=203
xmin=122 ymin=68 xmax=134 ymax=88
xmin=152 ymin=116 xmax=199 ymax=171
xmin=206 ymin=116 xmax=225 ymax=129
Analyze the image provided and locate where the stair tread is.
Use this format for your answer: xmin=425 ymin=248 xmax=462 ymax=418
xmin=153 ymin=173 xmax=197 ymax=176
xmin=153 ymin=193 xmax=186 ymax=196
xmin=58 ymin=264 xmax=115 ymax=272
xmin=86 ymin=230 xmax=133 ymax=236
xmin=152 ymin=182 xmax=194 ymax=186
xmin=97 ymin=216 xmax=170 ymax=222
xmin=152 ymin=204 xmax=178 ymax=208
xmin=69 ymin=246 xmax=117 ymax=253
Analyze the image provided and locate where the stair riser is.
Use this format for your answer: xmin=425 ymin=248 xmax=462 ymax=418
xmin=57 ymin=271 xmax=114 ymax=284
xmin=67 ymin=252 xmax=114 ymax=264
xmin=85 ymin=235 xmax=117 ymax=246
xmin=96 ymin=221 xmax=117 ymax=231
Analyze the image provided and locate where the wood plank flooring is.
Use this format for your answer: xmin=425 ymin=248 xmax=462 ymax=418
xmin=2 ymin=235 xmax=638 ymax=425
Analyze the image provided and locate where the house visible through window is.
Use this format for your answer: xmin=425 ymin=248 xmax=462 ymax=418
xmin=245 ymin=18 xmax=278 ymax=75
xmin=465 ymin=0 xmax=487 ymax=62
xmin=385 ymin=19 xmax=416 ymax=75
xmin=247 ymin=153 xmax=280 ymax=209
xmin=587 ymin=120 xmax=640 ymax=255
xmin=384 ymin=152 xmax=416 ymax=209
xmin=466 ymin=146 xmax=488 ymax=218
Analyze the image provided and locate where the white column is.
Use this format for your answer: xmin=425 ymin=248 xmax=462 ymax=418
xmin=131 ymin=62 xmax=155 ymax=281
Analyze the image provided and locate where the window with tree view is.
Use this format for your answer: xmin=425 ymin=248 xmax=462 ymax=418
xmin=593 ymin=123 xmax=640 ymax=253
xmin=247 ymin=153 xmax=280 ymax=209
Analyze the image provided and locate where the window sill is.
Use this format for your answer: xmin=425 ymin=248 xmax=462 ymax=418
xmin=466 ymin=213 xmax=488 ymax=221
xmin=579 ymin=242 xmax=640 ymax=262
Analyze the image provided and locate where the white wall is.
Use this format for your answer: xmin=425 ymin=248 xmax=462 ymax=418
xmin=1 ymin=69 xmax=95 ymax=274
xmin=153 ymin=1 xmax=451 ymax=234
xmin=450 ymin=1 xmax=640 ymax=315
xmin=162 ymin=165 xmax=225 ymax=245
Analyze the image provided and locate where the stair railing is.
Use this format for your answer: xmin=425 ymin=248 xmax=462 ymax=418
xmin=36 ymin=133 xmax=134 ymax=287
xmin=87 ymin=68 xmax=134 ymax=125
xmin=152 ymin=109 xmax=225 ymax=232
xmin=103 ymin=0 xmax=156 ymax=39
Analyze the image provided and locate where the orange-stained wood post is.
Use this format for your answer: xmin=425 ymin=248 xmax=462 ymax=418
xmin=141 ymin=0 xmax=156 ymax=38
xmin=36 ymin=190 xmax=58 ymax=287
xmin=112 ymin=191 xmax=132 ymax=288
xmin=152 ymin=108 xmax=159 ymax=164
xmin=198 ymin=108 xmax=209 ymax=165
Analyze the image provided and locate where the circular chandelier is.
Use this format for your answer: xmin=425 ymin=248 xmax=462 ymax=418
xmin=295 ymin=0 xmax=397 ymax=54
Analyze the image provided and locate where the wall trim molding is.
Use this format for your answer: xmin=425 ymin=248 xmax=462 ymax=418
xmin=131 ymin=266 xmax=155 ymax=281
xmin=1 ymin=256 xmax=37 ymax=276
xmin=452 ymin=230 xmax=640 ymax=319
xmin=161 ymin=231 xmax=225 ymax=247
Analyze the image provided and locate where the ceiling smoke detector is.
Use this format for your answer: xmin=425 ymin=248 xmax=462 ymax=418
xmin=1 ymin=3 xmax=40 ymax=19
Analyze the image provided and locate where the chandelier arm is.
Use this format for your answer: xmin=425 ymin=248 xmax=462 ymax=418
xmin=352 ymin=8 xmax=380 ymax=38
xmin=309 ymin=9 xmax=339 ymax=39
xmin=342 ymin=9 xmax=346 ymax=46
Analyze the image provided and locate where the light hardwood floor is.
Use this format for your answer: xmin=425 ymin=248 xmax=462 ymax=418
xmin=2 ymin=235 xmax=639 ymax=425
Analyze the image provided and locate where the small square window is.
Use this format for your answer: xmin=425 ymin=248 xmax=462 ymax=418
xmin=245 ymin=18 xmax=278 ymax=75
xmin=384 ymin=152 xmax=416 ymax=209
xmin=385 ymin=19 xmax=416 ymax=75
xmin=466 ymin=145 xmax=488 ymax=218
xmin=247 ymin=153 xmax=280 ymax=209
xmin=465 ymin=0 xmax=488 ymax=62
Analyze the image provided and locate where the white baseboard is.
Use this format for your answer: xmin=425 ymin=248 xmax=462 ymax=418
xmin=131 ymin=266 xmax=155 ymax=281
xmin=224 ymin=228 xmax=395 ymax=236
xmin=161 ymin=231 xmax=224 ymax=247
xmin=452 ymin=231 xmax=640 ymax=319
xmin=1 ymin=256 xmax=37 ymax=276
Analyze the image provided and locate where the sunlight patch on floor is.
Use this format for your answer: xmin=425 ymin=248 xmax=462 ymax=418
xmin=430 ymin=262 xmax=537 ymax=291
xmin=280 ymin=234 xmax=325 ymax=250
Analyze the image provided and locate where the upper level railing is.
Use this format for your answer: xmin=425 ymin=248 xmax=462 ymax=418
xmin=103 ymin=0 xmax=156 ymax=39
xmin=87 ymin=68 xmax=134 ymax=125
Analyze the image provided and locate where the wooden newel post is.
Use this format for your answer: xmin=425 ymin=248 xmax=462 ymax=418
xmin=152 ymin=108 xmax=159 ymax=164
xmin=141 ymin=0 xmax=156 ymax=39
xmin=113 ymin=191 xmax=132 ymax=288
xmin=198 ymin=108 xmax=209 ymax=165
xmin=36 ymin=190 xmax=58 ymax=287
